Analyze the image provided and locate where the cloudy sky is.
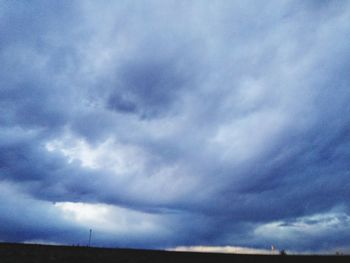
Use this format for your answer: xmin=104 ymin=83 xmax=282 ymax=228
xmin=1 ymin=0 xmax=350 ymax=254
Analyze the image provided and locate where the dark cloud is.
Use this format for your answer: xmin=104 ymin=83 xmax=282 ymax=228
xmin=107 ymin=55 xmax=190 ymax=119
xmin=1 ymin=0 xmax=350 ymax=253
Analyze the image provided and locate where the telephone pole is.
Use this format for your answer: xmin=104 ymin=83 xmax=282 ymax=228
xmin=88 ymin=229 xmax=92 ymax=247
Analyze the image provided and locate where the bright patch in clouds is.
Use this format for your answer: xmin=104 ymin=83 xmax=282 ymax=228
xmin=46 ymin=133 xmax=147 ymax=174
xmin=55 ymin=202 xmax=162 ymax=235
xmin=170 ymin=245 xmax=273 ymax=255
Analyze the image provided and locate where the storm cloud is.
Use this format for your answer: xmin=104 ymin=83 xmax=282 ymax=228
xmin=1 ymin=0 xmax=350 ymax=253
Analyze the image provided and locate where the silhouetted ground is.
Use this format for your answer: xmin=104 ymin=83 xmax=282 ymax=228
xmin=0 ymin=242 xmax=348 ymax=263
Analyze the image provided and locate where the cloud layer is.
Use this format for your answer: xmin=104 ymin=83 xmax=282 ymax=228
xmin=1 ymin=0 xmax=350 ymax=253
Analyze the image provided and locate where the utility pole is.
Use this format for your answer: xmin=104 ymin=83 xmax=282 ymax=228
xmin=88 ymin=229 xmax=92 ymax=247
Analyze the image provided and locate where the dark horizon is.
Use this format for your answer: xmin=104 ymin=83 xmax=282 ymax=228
xmin=0 ymin=242 xmax=348 ymax=256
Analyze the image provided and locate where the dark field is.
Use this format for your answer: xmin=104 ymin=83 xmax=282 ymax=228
xmin=0 ymin=243 xmax=349 ymax=263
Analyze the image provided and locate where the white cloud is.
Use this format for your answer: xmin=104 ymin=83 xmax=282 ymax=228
xmin=45 ymin=132 xmax=148 ymax=174
xmin=54 ymin=201 xmax=164 ymax=235
xmin=45 ymin=130 xmax=199 ymax=205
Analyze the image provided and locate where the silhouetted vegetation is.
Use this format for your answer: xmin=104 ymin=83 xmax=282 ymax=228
xmin=280 ymin=249 xmax=287 ymax=256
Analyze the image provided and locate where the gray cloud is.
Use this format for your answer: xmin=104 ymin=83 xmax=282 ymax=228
xmin=1 ymin=0 xmax=350 ymax=252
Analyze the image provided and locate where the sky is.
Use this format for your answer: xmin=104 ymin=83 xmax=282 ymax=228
xmin=1 ymin=0 xmax=350 ymax=254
